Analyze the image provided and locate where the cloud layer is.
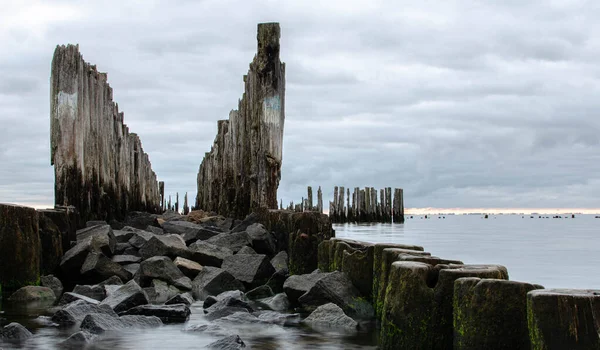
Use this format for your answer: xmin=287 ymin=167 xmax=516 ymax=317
xmin=1 ymin=0 xmax=599 ymax=210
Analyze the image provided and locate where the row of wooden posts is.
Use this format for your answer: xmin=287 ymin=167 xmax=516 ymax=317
xmin=283 ymin=186 xmax=404 ymax=223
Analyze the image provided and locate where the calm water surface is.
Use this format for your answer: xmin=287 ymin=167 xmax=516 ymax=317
xmin=1 ymin=214 xmax=597 ymax=348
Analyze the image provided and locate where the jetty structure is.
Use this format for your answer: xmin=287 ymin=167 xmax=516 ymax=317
xmin=0 ymin=22 xmax=598 ymax=350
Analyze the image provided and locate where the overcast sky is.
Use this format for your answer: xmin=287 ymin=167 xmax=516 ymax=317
xmin=1 ymin=0 xmax=600 ymax=211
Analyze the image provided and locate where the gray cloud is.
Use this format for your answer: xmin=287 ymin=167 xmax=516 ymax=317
xmin=1 ymin=1 xmax=599 ymax=211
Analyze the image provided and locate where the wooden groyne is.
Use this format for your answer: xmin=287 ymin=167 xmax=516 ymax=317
xmin=50 ymin=45 xmax=161 ymax=222
xmin=195 ymin=23 xmax=286 ymax=219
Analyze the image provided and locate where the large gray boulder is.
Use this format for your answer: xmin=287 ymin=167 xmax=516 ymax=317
xmin=123 ymin=211 xmax=160 ymax=230
xmin=61 ymin=331 xmax=97 ymax=346
xmin=221 ymin=254 xmax=275 ymax=289
xmin=138 ymin=235 xmax=188 ymax=260
xmin=112 ymin=255 xmax=141 ymax=264
xmin=162 ymin=221 xmax=221 ymax=244
xmin=187 ymin=240 xmax=233 ymax=267
xmin=246 ymin=223 xmax=276 ymax=256
xmin=303 ymin=303 xmax=358 ymax=331
xmin=207 ymin=335 xmax=246 ymax=349
xmin=51 ymin=299 xmax=117 ymax=326
xmin=256 ymin=293 xmax=289 ymax=312
xmin=127 ymin=229 xmax=155 ymax=249
xmin=0 ymin=322 xmax=33 ymax=341
xmin=60 ymin=234 xmax=113 ymax=277
xmin=297 ymin=271 xmax=374 ymax=319
xmin=206 ymin=232 xmax=251 ymax=253
xmin=137 ymin=256 xmax=192 ymax=290
xmin=99 ymin=280 xmax=148 ymax=313
xmin=72 ymin=284 xmax=106 ymax=301
xmin=119 ymin=304 xmax=191 ymax=323
xmin=165 ymin=292 xmax=194 ymax=306
xmin=8 ymin=286 xmax=56 ymax=302
xmin=283 ymin=271 xmax=329 ymax=305
xmin=113 ymin=229 xmax=135 ymax=243
xmin=174 ymin=256 xmax=203 ymax=279
xmin=41 ymin=275 xmax=64 ymax=298
xmin=80 ymin=251 xmax=132 ymax=283
xmin=80 ymin=313 xmax=162 ymax=334
xmin=192 ymin=266 xmax=245 ymax=300
xmin=143 ymin=279 xmax=181 ymax=304
xmin=58 ymin=292 xmax=101 ymax=306
xmin=75 ymin=225 xmax=116 ymax=256
xmin=270 ymin=251 xmax=288 ymax=274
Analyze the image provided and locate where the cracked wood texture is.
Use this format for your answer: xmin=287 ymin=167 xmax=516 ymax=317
xmin=196 ymin=23 xmax=286 ymax=219
xmin=50 ymin=44 xmax=161 ymax=222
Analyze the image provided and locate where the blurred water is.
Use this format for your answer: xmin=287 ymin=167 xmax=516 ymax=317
xmin=336 ymin=214 xmax=600 ymax=289
xmin=2 ymin=214 xmax=598 ymax=349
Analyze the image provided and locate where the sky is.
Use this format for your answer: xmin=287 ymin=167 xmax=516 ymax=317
xmin=1 ymin=0 xmax=600 ymax=212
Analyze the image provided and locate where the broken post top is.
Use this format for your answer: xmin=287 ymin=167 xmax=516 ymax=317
xmin=257 ymin=22 xmax=281 ymax=55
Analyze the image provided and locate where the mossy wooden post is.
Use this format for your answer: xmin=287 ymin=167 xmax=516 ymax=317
xmin=342 ymin=245 xmax=374 ymax=299
xmin=307 ymin=186 xmax=313 ymax=211
xmin=454 ymin=278 xmax=543 ymax=350
xmin=317 ymin=186 xmax=323 ymax=213
xmin=159 ymin=181 xmax=164 ymax=211
xmin=0 ymin=204 xmax=41 ymax=292
xmin=527 ymin=289 xmax=600 ymax=350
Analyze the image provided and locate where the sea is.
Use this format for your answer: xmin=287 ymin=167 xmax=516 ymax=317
xmin=1 ymin=214 xmax=597 ymax=349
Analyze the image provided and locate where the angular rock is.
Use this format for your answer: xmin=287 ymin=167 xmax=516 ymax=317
xmin=119 ymin=304 xmax=191 ymax=323
xmin=221 ymin=254 xmax=275 ymax=289
xmin=60 ymin=236 xmax=102 ymax=277
xmin=270 ymin=251 xmax=288 ymax=273
xmin=139 ymin=235 xmax=188 ymax=260
xmin=52 ymin=299 xmax=117 ymax=326
xmin=207 ymin=335 xmax=246 ymax=349
xmin=123 ymin=263 xmax=140 ymax=276
xmin=0 ymin=204 xmax=41 ymax=291
xmin=59 ymin=292 xmax=101 ymax=306
xmin=99 ymin=280 xmax=148 ymax=313
xmin=41 ymin=275 xmax=64 ymax=298
xmin=303 ymin=303 xmax=358 ymax=330
xmin=0 ymin=322 xmax=33 ymax=341
xmin=80 ymin=251 xmax=132 ymax=283
xmin=206 ymin=232 xmax=252 ymax=254
xmin=123 ymin=247 xmax=140 ymax=257
xmin=124 ymin=212 xmax=160 ymax=230
xmin=454 ymin=278 xmax=543 ymax=350
xmin=8 ymin=286 xmax=56 ymax=302
xmin=113 ymin=230 xmax=135 ymax=243
xmin=192 ymin=266 xmax=245 ymax=300
xmin=165 ymin=292 xmax=194 ymax=306
xmin=256 ymin=293 xmax=289 ymax=312
xmin=76 ymin=225 xmax=116 ymax=256
xmin=162 ymin=221 xmax=221 ymax=244
xmin=114 ymin=242 xmax=132 ymax=254
xmin=143 ymin=279 xmax=181 ymax=304
xmin=246 ymin=285 xmax=274 ymax=300
xmin=137 ymin=256 xmax=192 ymax=290
xmin=246 ymin=223 xmax=276 ymax=256
xmin=266 ymin=268 xmax=288 ymax=294
xmin=72 ymin=284 xmax=106 ymax=301
xmin=174 ymin=256 xmax=203 ymax=279
xmin=256 ymin=310 xmax=301 ymax=325
xmin=86 ymin=220 xmax=107 ymax=228
xmin=187 ymin=240 xmax=233 ymax=267
xmin=61 ymin=330 xmax=97 ymax=346
xmin=127 ymin=229 xmax=155 ymax=249
xmin=297 ymin=271 xmax=374 ymax=319
xmin=145 ymin=225 xmax=164 ymax=235
xmin=214 ymin=311 xmax=259 ymax=324
xmin=236 ymin=246 xmax=257 ymax=255
xmin=112 ymin=255 xmax=142 ymax=264
xmin=283 ymin=271 xmax=328 ymax=305
xmin=80 ymin=313 xmax=162 ymax=334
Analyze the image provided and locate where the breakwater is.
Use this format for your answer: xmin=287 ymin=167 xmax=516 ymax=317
xmin=195 ymin=23 xmax=286 ymax=220
xmin=51 ymin=45 xmax=161 ymax=222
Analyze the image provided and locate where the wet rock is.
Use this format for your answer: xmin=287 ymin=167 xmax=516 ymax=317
xmin=454 ymin=278 xmax=542 ymax=350
xmin=145 ymin=225 xmax=164 ymax=235
xmin=283 ymin=271 xmax=328 ymax=305
xmin=256 ymin=293 xmax=289 ymax=312
xmin=174 ymin=257 xmax=203 ymax=279
xmin=80 ymin=313 xmax=162 ymax=334
xmin=8 ymin=286 xmax=56 ymax=302
xmin=52 ymin=299 xmax=117 ymax=326
xmin=38 ymin=214 xmax=64 ymax=275
xmin=0 ymin=204 xmax=41 ymax=291
xmin=246 ymin=223 xmax=276 ymax=256
xmin=204 ymin=294 xmax=253 ymax=321
xmin=127 ymin=229 xmax=155 ymax=249
xmin=246 ymin=285 xmax=274 ymax=300
xmin=188 ymin=240 xmax=233 ymax=267
xmin=114 ymin=242 xmax=132 ymax=254
xmin=112 ymin=255 xmax=142 ymax=264
xmin=72 ymin=284 xmax=106 ymax=301
xmin=119 ymin=304 xmax=191 ymax=323
xmin=236 ymin=246 xmax=257 ymax=255
xmin=139 ymin=235 xmax=188 ymax=260
xmin=270 ymin=251 xmax=288 ymax=273
xmin=256 ymin=310 xmax=301 ymax=325
xmin=59 ymin=292 xmax=101 ymax=306
xmin=143 ymin=279 xmax=181 ymax=304
xmin=76 ymin=225 xmax=116 ymax=256
xmin=99 ymin=280 xmax=149 ymax=313
xmin=41 ymin=275 xmax=64 ymax=298
xmin=297 ymin=271 xmax=374 ymax=319
xmin=214 ymin=311 xmax=259 ymax=324
xmin=192 ymin=266 xmax=245 ymax=300
xmin=206 ymin=232 xmax=252 ymax=254
xmin=162 ymin=221 xmax=221 ymax=244
xmin=137 ymin=256 xmax=192 ymax=290
xmin=221 ymin=254 xmax=275 ymax=289
xmin=203 ymin=296 xmax=219 ymax=308
xmin=527 ymin=288 xmax=600 ymax=350
xmin=0 ymin=322 xmax=33 ymax=341
xmin=207 ymin=334 xmax=246 ymax=349
xmin=303 ymin=303 xmax=357 ymax=330
xmin=80 ymin=251 xmax=132 ymax=283
xmin=113 ymin=230 xmax=135 ymax=243
xmin=123 ymin=263 xmax=140 ymax=276
xmin=183 ymin=323 xmax=224 ymax=333
xmin=61 ymin=330 xmax=97 ymax=346
xmin=166 ymin=292 xmax=194 ymax=306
